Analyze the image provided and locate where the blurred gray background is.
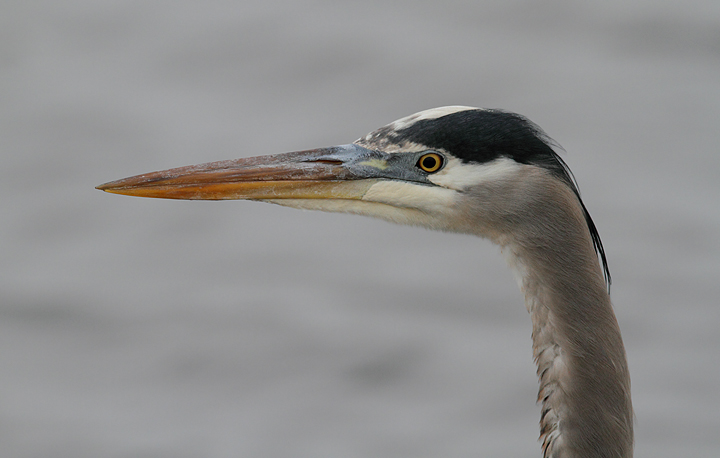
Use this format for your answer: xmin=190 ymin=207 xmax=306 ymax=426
xmin=2 ymin=1 xmax=719 ymax=457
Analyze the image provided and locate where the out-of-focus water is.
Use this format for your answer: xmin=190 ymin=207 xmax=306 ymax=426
xmin=2 ymin=2 xmax=719 ymax=457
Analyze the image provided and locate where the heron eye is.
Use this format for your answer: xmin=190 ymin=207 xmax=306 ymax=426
xmin=417 ymin=153 xmax=443 ymax=173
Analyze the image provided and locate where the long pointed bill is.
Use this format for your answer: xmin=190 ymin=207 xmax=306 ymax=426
xmin=96 ymin=144 xmax=384 ymax=201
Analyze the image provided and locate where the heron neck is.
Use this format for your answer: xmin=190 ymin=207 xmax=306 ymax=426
xmin=504 ymin=209 xmax=633 ymax=458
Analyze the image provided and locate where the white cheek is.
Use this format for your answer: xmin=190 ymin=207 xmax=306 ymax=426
xmin=263 ymin=198 xmax=447 ymax=229
xmin=429 ymin=157 xmax=521 ymax=190
xmin=263 ymin=181 xmax=462 ymax=230
xmin=362 ymin=180 xmax=457 ymax=215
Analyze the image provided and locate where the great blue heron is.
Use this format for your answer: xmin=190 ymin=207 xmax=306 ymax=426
xmin=97 ymin=106 xmax=633 ymax=458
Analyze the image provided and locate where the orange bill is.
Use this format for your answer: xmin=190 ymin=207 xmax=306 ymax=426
xmin=96 ymin=146 xmax=384 ymax=201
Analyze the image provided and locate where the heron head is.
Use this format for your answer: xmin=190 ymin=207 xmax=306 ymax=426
xmin=97 ymin=106 xmax=606 ymax=275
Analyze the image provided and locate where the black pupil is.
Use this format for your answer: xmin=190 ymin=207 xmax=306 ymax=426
xmin=422 ymin=156 xmax=437 ymax=169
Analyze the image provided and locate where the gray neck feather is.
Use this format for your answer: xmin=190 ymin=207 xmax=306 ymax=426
xmin=478 ymin=171 xmax=633 ymax=457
